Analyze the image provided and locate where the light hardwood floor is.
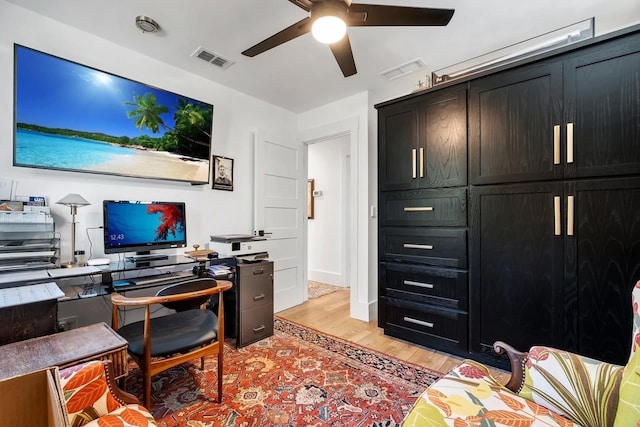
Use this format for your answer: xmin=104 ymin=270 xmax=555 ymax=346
xmin=278 ymin=289 xmax=510 ymax=383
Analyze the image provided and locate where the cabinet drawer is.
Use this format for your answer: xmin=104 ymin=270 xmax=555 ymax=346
xmin=383 ymin=297 xmax=468 ymax=354
xmin=380 ymin=262 xmax=467 ymax=310
xmin=238 ymin=262 xmax=273 ymax=279
xmin=239 ymin=273 xmax=273 ymax=309
xmin=380 ymin=227 xmax=467 ymax=268
xmin=239 ymin=304 xmax=274 ymax=347
xmin=379 ymin=188 xmax=467 ymax=227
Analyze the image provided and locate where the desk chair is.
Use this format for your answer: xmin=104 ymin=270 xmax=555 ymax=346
xmin=111 ymin=278 xmax=232 ymax=408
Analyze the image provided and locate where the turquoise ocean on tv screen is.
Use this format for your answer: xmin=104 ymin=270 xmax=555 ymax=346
xmin=15 ymin=129 xmax=135 ymax=169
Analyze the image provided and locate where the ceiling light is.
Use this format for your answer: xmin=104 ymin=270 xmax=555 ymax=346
xmin=312 ymin=16 xmax=347 ymax=44
xmin=311 ymin=3 xmax=347 ymax=44
xmin=135 ymin=15 xmax=160 ymax=33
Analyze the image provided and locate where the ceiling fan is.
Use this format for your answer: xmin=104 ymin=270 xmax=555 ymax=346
xmin=241 ymin=0 xmax=455 ymax=77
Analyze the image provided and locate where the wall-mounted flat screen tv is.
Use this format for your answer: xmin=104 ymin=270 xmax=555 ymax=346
xmin=13 ymin=44 xmax=213 ymax=184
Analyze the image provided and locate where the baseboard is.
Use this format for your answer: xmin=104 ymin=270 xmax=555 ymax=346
xmin=308 ymin=270 xmax=345 ymax=286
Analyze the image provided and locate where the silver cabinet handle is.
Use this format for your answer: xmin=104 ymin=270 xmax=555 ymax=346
xmin=253 ymin=294 xmax=265 ymax=301
xmin=403 ymin=206 xmax=434 ymax=212
xmin=419 ymin=147 xmax=424 ymax=178
xmin=253 ymin=325 xmax=266 ymax=333
xmin=567 ymin=122 xmax=574 ymax=164
xmin=567 ymin=195 xmax=575 ymax=236
xmin=252 ymin=269 xmax=264 ymax=275
xmin=404 ymin=317 xmax=434 ymax=328
xmin=412 ymin=149 xmax=417 ymax=179
xmin=403 ymin=280 xmax=434 ymax=289
xmin=403 ymin=243 xmax=433 ymax=250
xmin=554 ymin=196 xmax=561 ymax=236
xmin=553 ymin=125 xmax=561 ymax=165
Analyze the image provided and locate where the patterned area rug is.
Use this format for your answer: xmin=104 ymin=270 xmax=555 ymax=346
xmin=124 ymin=318 xmax=443 ymax=426
xmin=308 ymin=280 xmax=344 ymax=299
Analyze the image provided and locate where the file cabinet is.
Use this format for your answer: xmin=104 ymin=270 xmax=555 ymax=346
xmin=233 ymin=260 xmax=274 ymax=347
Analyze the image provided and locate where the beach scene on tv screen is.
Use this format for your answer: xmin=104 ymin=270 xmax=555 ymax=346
xmin=14 ymin=45 xmax=213 ymax=183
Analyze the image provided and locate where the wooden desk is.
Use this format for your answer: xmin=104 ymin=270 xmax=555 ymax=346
xmin=0 ymin=322 xmax=128 ymax=380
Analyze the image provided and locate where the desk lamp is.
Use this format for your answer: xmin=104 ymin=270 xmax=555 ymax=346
xmin=56 ymin=193 xmax=90 ymax=268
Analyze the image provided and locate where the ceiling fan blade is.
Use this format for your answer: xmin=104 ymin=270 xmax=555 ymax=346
xmin=329 ymin=33 xmax=357 ymax=77
xmin=288 ymin=0 xmax=313 ymax=12
xmin=242 ymin=17 xmax=312 ymax=57
xmin=346 ymin=4 xmax=454 ymax=27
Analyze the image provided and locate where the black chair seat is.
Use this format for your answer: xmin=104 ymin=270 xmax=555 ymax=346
xmin=118 ymin=309 xmax=218 ymax=358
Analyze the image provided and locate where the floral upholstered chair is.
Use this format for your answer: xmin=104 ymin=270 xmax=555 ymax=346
xmin=402 ymin=282 xmax=640 ymax=426
xmin=59 ymin=360 xmax=157 ymax=427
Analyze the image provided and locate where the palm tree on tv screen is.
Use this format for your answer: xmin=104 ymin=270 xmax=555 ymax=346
xmin=124 ymin=93 xmax=211 ymax=159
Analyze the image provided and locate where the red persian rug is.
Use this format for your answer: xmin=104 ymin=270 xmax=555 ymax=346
xmin=124 ymin=317 xmax=444 ymax=426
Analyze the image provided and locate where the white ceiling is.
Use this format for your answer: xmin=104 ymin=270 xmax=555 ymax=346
xmin=6 ymin=0 xmax=640 ymax=113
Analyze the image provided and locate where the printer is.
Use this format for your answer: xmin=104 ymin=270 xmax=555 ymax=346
xmin=209 ymin=234 xmax=269 ymax=260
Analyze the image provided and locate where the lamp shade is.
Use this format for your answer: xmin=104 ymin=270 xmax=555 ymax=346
xmin=56 ymin=193 xmax=91 ymax=207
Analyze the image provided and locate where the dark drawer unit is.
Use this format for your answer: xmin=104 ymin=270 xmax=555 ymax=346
xmin=379 ymin=188 xmax=467 ymax=227
xmin=239 ymin=304 xmax=274 ymax=346
xmin=236 ymin=261 xmax=274 ymax=348
xmin=380 ymin=262 xmax=467 ymax=310
xmin=379 ymin=227 xmax=467 ymax=268
xmin=382 ymin=297 xmax=468 ymax=355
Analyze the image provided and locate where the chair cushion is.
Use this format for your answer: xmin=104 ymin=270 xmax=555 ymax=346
xmin=518 ymin=346 xmax=623 ymax=427
xmin=401 ymin=360 xmax=577 ymax=426
xmin=118 ymin=309 xmax=218 ymax=357
xmin=613 ymin=336 xmax=640 ymax=426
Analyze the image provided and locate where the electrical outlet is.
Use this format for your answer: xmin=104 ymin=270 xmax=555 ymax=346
xmin=58 ymin=316 xmax=77 ymax=331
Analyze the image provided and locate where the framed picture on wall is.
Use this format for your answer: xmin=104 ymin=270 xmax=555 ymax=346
xmin=212 ymin=155 xmax=233 ymax=191
xmin=307 ymin=179 xmax=314 ymax=219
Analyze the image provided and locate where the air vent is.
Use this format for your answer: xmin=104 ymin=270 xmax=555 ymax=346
xmin=379 ymin=58 xmax=426 ymax=81
xmin=191 ymin=46 xmax=235 ymax=70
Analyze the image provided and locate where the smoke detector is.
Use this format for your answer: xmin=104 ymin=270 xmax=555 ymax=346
xmin=135 ymin=16 xmax=160 ymax=33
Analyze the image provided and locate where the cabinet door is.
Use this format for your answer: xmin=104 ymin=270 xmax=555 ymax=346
xmin=378 ymin=101 xmax=420 ymax=191
xmin=420 ymin=85 xmax=468 ymax=188
xmin=564 ymin=178 xmax=640 ymax=365
xmin=469 ymin=61 xmax=563 ymax=185
xmin=469 ymin=182 xmax=564 ymax=366
xmin=564 ymin=33 xmax=640 ymax=178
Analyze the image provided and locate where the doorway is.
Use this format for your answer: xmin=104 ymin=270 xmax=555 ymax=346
xmin=307 ymin=134 xmax=351 ymax=298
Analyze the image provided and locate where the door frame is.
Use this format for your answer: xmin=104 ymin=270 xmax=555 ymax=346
xmin=301 ymin=117 xmax=362 ymax=319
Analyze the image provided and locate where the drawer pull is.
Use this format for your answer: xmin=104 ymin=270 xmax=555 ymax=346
xmin=253 ymin=294 xmax=265 ymax=301
xmin=404 ymin=317 xmax=434 ymax=328
xmin=403 ymin=206 xmax=434 ymax=212
xmin=554 ymin=196 xmax=561 ymax=236
xmin=252 ymin=269 xmax=264 ymax=275
xmin=404 ymin=280 xmax=434 ymax=289
xmin=419 ymin=147 xmax=424 ymax=178
xmin=403 ymin=243 xmax=433 ymax=250
xmin=553 ymin=124 xmax=560 ymax=165
xmin=567 ymin=195 xmax=575 ymax=236
xmin=567 ymin=122 xmax=574 ymax=164
xmin=412 ymin=149 xmax=417 ymax=179
xmin=253 ymin=325 xmax=266 ymax=333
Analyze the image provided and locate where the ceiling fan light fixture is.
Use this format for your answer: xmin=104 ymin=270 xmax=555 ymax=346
xmin=311 ymin=2 xmax=347 ymax=44
xmin=135 ymin=15 xmax=160 ymax=33
xmin=312 ymin=15 xmax=347 ymax=44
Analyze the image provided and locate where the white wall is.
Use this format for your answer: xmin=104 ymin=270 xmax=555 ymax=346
xmin=0 ymin=1 xmax=297 ymax=263
xmin=307 ymin=135 xmax=349 ymax=286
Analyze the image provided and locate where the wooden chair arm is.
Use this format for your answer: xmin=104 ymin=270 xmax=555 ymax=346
xmin=102 ymin=361 xmax=140 ymax=405
xmin=493 ymin=341 xmax=529 ymax=392
xmin=111 ymin=280 xmax=233 ymax=307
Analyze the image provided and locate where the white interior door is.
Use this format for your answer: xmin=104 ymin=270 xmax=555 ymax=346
xmin=254 ymin=130 xmax=305 ymax=312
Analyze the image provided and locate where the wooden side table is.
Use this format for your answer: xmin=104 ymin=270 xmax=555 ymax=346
xmin=0 ymin=322 xmax=128 ymax=380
